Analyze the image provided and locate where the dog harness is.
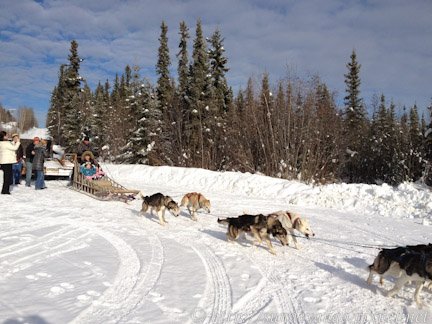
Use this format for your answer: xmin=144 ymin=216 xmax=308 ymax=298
xmin=187 ymin=192 xmax=202 ymax=200
xmin=286 ymin=212 xmax=300 ymax=229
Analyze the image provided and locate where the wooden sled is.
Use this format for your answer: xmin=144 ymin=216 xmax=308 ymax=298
xmin=70 ymin=154 xmax=140 ymax=202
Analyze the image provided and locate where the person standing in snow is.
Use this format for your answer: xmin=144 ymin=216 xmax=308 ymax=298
xmin=11 ymin=133 xmax=24 ymax=185
xmin=32 ymin=138 xmax=49 ymax=190
xmin=0 ymin=131 xmax=21 ymax=194
xmin=25 ymin=137 xmax=39 ymax=187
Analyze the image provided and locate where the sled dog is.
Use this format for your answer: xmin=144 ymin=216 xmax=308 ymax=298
xmin=367 ymin=244 xmax=432 ymax=285
xmin=268 ymin=211 xmax=315 ymax=249
xmin=386 ymin=251 xmax=432 ymax=308
xmin=217 ymin=214 xmax=288 ymax=255
xmin=367 ymin=244 xmax=432 ymax=308
xmin=140 ymin=192 xmax=180 ymax=225
xmin=180 ymin=192 xmax=211 ymax=221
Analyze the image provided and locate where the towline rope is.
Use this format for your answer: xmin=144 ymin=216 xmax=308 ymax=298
xmin=291 ymin=234 xmax=399 ymax=250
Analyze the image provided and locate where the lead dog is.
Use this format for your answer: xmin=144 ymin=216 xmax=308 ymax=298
xmin=268 ymin=211 xmax=315 ymax=249
xmin=180 ymin=192 xmax=211 ymax=221
xmin=140 ymin=192 xmax=180 ymax=225
xmin=217 ymin=214 xmax=288 ymax=255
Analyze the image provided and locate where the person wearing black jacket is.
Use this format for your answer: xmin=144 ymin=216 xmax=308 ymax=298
xmin=25 ymin=137 xmax=39 ymax=187
xmin=77 ymin=136 xmax=98 ymax=163
xmin=33 ymin=138 xmax=49 ymax=190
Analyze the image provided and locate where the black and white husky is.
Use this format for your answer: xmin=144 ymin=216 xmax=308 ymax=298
xmin=217 ymin=214 xmax=288 ymax=255
xmin=367 ymin=244 xmax=432 ymax=308
xmin=140 ymin=192 xmax=180 ymax=226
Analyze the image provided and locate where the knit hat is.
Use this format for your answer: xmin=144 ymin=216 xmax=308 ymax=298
xmin=84 ymin=136 xmax=90 ymax=141
xmin=12 ymin=133 xmax=19 ymax=138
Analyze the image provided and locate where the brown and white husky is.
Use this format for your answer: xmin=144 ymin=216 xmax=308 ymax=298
xmin=180 ymin=192 xmax=211 ymax=221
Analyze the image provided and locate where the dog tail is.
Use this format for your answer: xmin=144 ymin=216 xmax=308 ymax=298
xmin=217 ymin=218 xmax=229 ymax=225
xmin=139 ymin=192 xmax=146 ymax=200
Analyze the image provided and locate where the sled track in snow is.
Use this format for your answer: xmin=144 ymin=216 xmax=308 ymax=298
xmin=231 ymin=277 xmax=274 ymax=323
xmin=165 ymin=227 xmax=232 ymax=324
xmin=0 ymin=215 xmax=64 ymax=240
xmin=0 ymin=224 xmax=90 ymax=279
xmin=1 ymin=209 xmax=166 ymax=323
xmin=0 ymin=226 xmax=72 ymax=254
xmin=71 ymin=223 xmax=164 ymax=324
xmin=231 ymin=250 xmax=305 ymax=324
xmin=190 ymin=243 xmax=232 ymax=324
xmin=119 ymin=231 xmax=164 ymax=322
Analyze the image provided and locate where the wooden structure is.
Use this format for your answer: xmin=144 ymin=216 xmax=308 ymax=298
xmin=71 ymin=154 xmax=140 ymax=201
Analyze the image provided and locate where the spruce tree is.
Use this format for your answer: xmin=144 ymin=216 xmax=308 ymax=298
xmin=408 ymin=104 xmax=424 ymax=180
xmin=155 ymin=21 xmax=174 ymax=164
xmin=207 ymin=27 xmax=232 ymax=168
xmin=63 ymin=40 xmax=84 ymax=152
xmin=208 ymin=28 xmax=231 ymax=113
xmin=187 ymin=19 xmax=212 ymax=167
xmin=259 ymin=72 xmax=275 ymax=173
xmin=423 ymin=102 xmax=432 ymax=184
xmin=124 ymin=82 xmax=161 ymax=164
xmin=175 ymin=21 xmax=190 ymax=164
xmin=387 ymin=101 xmax=404 ymax=184
xmin=46 ymin=85 xmax=60 ymax=142
xmin=92 ymin=82 xmax=107 ymax=153
xmin=177 ymin=21 xmax=190 ymax=107
xmin=367 ymin=95 xmax=401 ymax=184
xmin=47 ymin=64 xmax=68 ymax=145
xmin=156 ymin=21 xmax=172 ymax=113
xmin=342 ymin=50 xmax=368 ymax=182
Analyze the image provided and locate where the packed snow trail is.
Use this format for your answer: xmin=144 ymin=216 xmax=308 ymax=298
xmin=1 ymin=165 xmax=432 ymax=323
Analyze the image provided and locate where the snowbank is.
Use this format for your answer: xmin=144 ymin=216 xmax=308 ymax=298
xmin=103 ymin=164 xmax=432 ymax=223
xmin=288 ymin=182 xmax=432 ymax=222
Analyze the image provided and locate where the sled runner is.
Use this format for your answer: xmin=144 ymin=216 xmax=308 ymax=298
xmin=70 ymin=154 xmax=139 ymax=202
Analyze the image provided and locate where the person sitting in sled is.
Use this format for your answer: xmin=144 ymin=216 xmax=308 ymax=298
xmin=80 ymin=161 xmax=97 ymax=180
xmin=80 ymin=151 xmax=105 ymax=180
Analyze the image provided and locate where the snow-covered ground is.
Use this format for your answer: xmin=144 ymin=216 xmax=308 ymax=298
xmin=1 ymin=164 xmax=431 ymax=323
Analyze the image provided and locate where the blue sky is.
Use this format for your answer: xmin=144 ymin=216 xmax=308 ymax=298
xmin=1 ymin=0 xmax=431 ymax=126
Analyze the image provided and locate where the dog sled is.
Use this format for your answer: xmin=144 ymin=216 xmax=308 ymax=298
xmin=70 ymin=154 xmax=140 ymax=202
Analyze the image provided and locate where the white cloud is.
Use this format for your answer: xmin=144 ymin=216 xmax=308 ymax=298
xmin=0 ymin=0 xmax=431 ymax=125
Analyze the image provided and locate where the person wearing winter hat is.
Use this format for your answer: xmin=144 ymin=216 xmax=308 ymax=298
xmin=11 ymin=134 xmax=24 ymax=185
xmin=33 ymin=138 xmax=49 ymax=190
xmin=25 ymin=137 xmax=40 ymax=187
xmin=77 ymin=135 xmax=98 ymax=164
xmin=0 ymin=132 xmax=21 ymax=194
